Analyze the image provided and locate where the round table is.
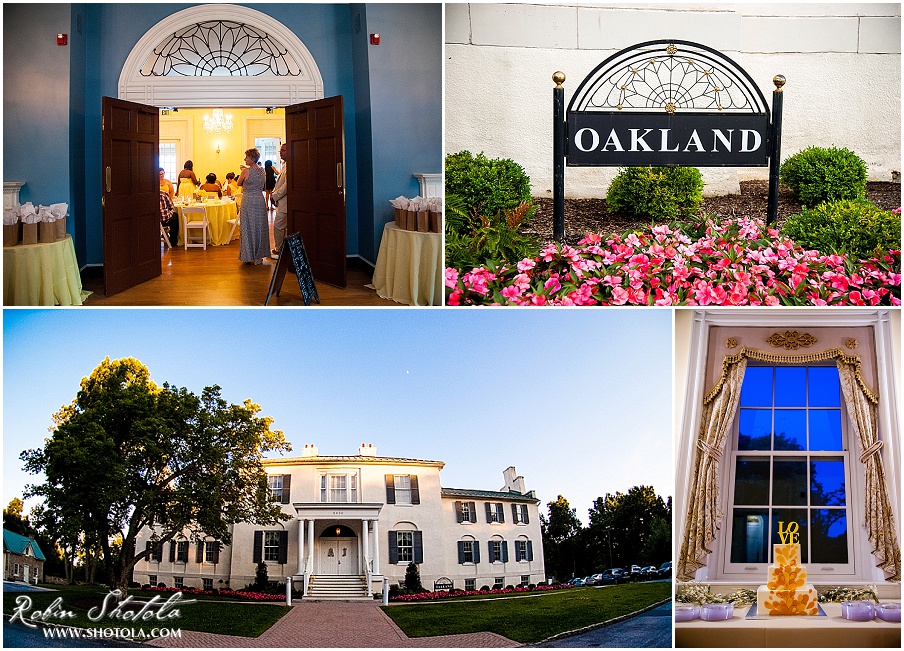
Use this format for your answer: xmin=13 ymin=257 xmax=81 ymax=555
xmin=175 ymin=200 xmax=239 ymax=246
xmin=3 ymin=235 xmax=85 ymax=305
xmin=370 ymin=222 xmax=442 ymax=306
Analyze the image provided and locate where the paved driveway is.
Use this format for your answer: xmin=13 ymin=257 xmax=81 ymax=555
xmin=534 ymin=601 xmax=672 ymax=648
xmin=147 ymin=601 xmax=518 ymax=648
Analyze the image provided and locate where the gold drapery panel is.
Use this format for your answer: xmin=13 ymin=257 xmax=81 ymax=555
xmin=678 ymin=346 xmax=899 ymax=583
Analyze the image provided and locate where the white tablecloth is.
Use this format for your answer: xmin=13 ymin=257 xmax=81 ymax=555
xmin=371 ymin=222 xmax=442 ymax=306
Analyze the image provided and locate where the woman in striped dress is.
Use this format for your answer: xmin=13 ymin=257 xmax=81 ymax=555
xmin=236 ymin=148 xmax=270 ymax=265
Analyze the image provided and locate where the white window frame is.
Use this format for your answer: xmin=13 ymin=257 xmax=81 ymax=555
xmin=515 ymin=540 xmax=529 ymax=562
xmin=461 ymin=539 xmax=476 ymax=564
xmin=204 ymin=541 xmax=219 ymax=563
xmin=202 ymin=578 xmax=213 ymax=591
xmin=676 ymin=309 xmax=900 ymax=586
xmin=461 ymin=502 xmax=474 ymax=523
xmin=263 ymin=531 xmax=281 ymax=562
xmin=394 ymin=475 xmax=412 ymax=505
xmin=514 ymin=504 xmax=529 ymax=524
xmin=720 ymin=364 xmax=856 ymax=579
xmin=176 ymin=540 xmax=189 ymax=563
xmin=174 ymin=576 xmax=184 ymax=589
xmin=465 ymin=578 xmax=476 ymax=591
xmin=268 ymin=475 xmax=283 ymax=502
xmin=493 ymin=576 xmax=505 ymax=589
xmin=319 ymin=470 xmax=359 ymax=504
xmin=490 ymin=540 xmax=503 ymax=563
xmin=488 ymin=502 xmax=503 ymax=523
xmin=396 ymin=531 xmax=414 ymax=563
xmin=149 ymin=574 xmax=157 ymax=586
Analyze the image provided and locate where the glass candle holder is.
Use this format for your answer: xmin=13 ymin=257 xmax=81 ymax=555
xmin=700 ymin=603 xmax=734 ymax=621
xmin=841 ymin=601 xmax=875 ymax=621
xmin=876 ymin=603 xmax=901 ymax=622
xmin=674 ymin=604 xmax=700 ymax=622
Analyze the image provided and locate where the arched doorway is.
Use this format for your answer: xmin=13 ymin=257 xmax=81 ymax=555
xmin=317 ymin=525 xmax=359 ymax=576
xmin=118 ymin=3 xmax=324 ymax=108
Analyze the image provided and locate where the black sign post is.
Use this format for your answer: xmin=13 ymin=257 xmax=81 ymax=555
xmin=553 ymin=40 xmax=786 ymax=239
xmin=265 ymin=232 xmax=321 ymax=306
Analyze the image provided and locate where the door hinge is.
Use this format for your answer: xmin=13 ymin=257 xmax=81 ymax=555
xmin=101 ymin=115 xmax=104 ymax=131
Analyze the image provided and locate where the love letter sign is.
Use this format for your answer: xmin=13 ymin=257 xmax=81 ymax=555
xmin=777 ymin=521 xmax=800 ymax=544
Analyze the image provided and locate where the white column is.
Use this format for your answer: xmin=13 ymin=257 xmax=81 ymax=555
xmin=297 ymin=519 xmax=305 ymax=575
xmin=362 ymin=519 xmax=370 ymax=567
xmin=372 ymin=519 xmax=380 ymax=574
xmin=307 ymin=519 xmax=315 ymax=570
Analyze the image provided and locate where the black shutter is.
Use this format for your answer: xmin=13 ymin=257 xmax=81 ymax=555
xmin=385 ymin=475 xmax=396 ymax=504
xmin=457 ymin=541 xmax=465 ymax=564
xmin=498 ymin=503 xmax=504 ymax=523
xmin=278 ymin=531 xmax=289 ymax=564
xmin=253 ymin=531 xmax=263 ymax=563
xmin=410 ymin=475 xmax=420 ymax=504
xmin=413 ymin=531 xmax=423 ymax=564
xmin=211 ymin=543 xmax=220 ymax=565
xmin=281 ymin=474 xmax=291 ymax=504
xmin=169 ymin=541 xmax=176 ymax=562
xmin=388 ymin=531 xmax=398 ymax=564
xmin=523 ymin=506 xmax=530 ymax=525
xmin=515 ymin=542 xmax=522 ymax=562
xmin=455 ymin=501 xmax=464 ymax=523
xmin=527 ymin=540 xmax=533 ymax=562
xmin=485 ymin=502 xmax=492 ymax=522
xmin=501 ymin=541 xmax=509 ymax=563
xmin=488 ymin=541 xmax=495 ymax=563
xmin=196 ymin=542 xmax=204 ymax=563
xmin=511 ymin=503 xmax=518 ymax=523
xmin=469 ymin=502 xmax=476 ymax=523
xmin=145 ymin=541 xmax=151 ymax=559
xmin=473 ymin=540 xmax=480 ymax=564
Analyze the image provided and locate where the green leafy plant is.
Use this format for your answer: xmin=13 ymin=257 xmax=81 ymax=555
xmin=606 ymin=166 xmax=704 ymax=220
xmin=404 ymin=562 xmax=424 ymax=593
xmin=779 ymin=146 xmax=867 ymax=207
xmin=781 ymin=199 xmax=901 ymax=261
xmin=445 ymin=193 xmax=538 ymax=270
xmin=445 ymin=150 xmax=532 ymax=217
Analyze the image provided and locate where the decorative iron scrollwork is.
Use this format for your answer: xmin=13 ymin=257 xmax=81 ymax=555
xmin=141 ymin=20 xmax=302 ymax=77
xmin=568 ymin=40 xmax=769 ymax=115
xmin=766 ymin=331 xmax=817 ymax=350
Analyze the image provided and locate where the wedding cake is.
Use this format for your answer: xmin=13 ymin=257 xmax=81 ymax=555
xmin=756 ymin=542 xmax=819 ymax=615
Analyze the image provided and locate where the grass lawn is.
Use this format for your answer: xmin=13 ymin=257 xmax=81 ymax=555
xmin=4 ymin=584 xmax=289 ymax=638
xmin=382 ymin=581 xmax=671 ymax=644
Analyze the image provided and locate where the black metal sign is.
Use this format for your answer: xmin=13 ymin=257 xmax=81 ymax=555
xmin=265 ymin=232 xmax=321 ymax=306
xmin=553 ymin=39 xmax=785 ymax=238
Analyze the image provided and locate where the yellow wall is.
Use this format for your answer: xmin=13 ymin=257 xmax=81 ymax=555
xmin=160 ymin=107 xmax=285 ymax=184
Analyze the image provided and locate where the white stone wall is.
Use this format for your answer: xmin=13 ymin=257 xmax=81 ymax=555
xmin=446 ymin=3 xmax=901 ymax=197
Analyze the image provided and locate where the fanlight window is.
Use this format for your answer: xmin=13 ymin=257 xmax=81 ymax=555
xmin=141 ymin=20 xmax=302 ymax=77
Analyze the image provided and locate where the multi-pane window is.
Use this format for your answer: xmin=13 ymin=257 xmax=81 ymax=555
xmin=159 ymin=142 xmax=177 ymax=182
xmin=174 ymin=576 xmax=184 ymax=588
xmin=394 ymin=475 xmax=412 ymax=504
xmin=461 ymin=502 xmax=475 ymax=523
xmin=521 ymin=574 xmax=530 ymax=585
xmin=727 ymin=365 xmax=851 ymax=571
xmin=461 ymin=540 xmax=475 ymax=563
xmin=513 ymin=504 xmax=529 ymax=524
xmin=494 ymin=577 xmax=505 ymax=589
xmin=490 ymin=540 xmax=503 ymax=562
xmin=515 ymin=540 xmax=532 ymax=562
xmin=202 ymin=578 xmax=213 ymax=591
xmin=255 ymin=137 xmax=282 ymax=166
xmin=268 ymin=475 xmax=283 ymax=502
xmin=487 ymin=502 xmax=504 ymax=523
xmin=149 ymin=574 xmax=157 ymax=586
xmin=264 ymin=531 xmax=282 ymax=562
xmin=204 ymin=541 xmax=219 ymax=563
xmin=465 ymin=578 xmax=476 ymax=591
xmin=176 ymin=541 xmax=188 ymax=563
xmin=320 ymin=472 xmax=358 ymax=503
xmin=396 ymin=531 xmax=414 ymax=563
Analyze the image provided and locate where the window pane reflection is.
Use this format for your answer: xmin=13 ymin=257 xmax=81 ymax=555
xmin=735 ymin=458 xmax=770 ymax=504
xmin=741 ymin=367 xmax=773 ymax=407
xmin=775 ymin=367 xmax=806 ymax=406
xmin=773 ymin=459 xmax=807 ymax=505
xmin=811 ymin=459 xmax=846 ymax=506
xmin=739 ymin=409 xmax=772 ymax=450
xmin=774 ymin=410 xmax=806 ymax=450
xmin=731 ymin=509 xmax=769 ymax=563
xmin=771 ymin=508 xmax=808 ymax=563
xmin=809 ymin=367 xmax=841 ymax=407
xmin=811 ymin=509 xmax=848 ymax=563
xmin=809 ymin=410 xmax=843 ymax=451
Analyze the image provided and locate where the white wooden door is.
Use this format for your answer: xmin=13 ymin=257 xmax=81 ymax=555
xmin=318 ymin=538 xmax=358 ymax=575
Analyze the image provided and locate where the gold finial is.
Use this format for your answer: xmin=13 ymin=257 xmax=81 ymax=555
xmin=553 ymin=71 xmax=566 ymax=88
xmin=773 ymin=74 xmax=786 ymax=91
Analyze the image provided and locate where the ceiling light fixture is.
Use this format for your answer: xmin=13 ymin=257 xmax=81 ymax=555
xmin=203 ymin=108 xmax=233 ymax=134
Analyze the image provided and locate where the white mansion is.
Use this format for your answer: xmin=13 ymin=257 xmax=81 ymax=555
xmin=135 ymin=444 xmax=546 ymax=598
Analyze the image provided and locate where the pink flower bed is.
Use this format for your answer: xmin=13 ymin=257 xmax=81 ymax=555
xmin=390 ymin=583 xmax=573 ymax=602
xmin=143 ymin=585 xmax=285 ymax=601
xmin=446 ymin=217 xmax=900 ymax=306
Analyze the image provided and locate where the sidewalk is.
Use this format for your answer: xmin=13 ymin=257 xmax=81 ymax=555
xmin=147 ymin=600 xmax=519 ymax=648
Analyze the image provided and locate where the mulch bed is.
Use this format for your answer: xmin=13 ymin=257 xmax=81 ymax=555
xmin=526 ymin=181 xmax=901 ymax=247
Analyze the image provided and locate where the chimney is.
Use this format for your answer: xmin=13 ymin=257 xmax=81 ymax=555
xmin=301 ymin=444 xmax=319 ymax=458
xmin=502 ymin=466 xmax=526 ymax=494
xmin=359 ymin=443 xmax=377 ymax=457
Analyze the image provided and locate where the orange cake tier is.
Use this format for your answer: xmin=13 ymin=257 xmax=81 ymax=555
xmin=756 ymin=543 xmax=819 ymax=616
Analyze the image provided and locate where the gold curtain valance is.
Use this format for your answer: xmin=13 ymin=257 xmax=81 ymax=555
xmin=703 ymin=347 xmax=878 ymax=406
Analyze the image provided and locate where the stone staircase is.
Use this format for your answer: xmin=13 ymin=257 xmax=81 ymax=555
xmin=305 ymin=575 xmax=370 ymax=600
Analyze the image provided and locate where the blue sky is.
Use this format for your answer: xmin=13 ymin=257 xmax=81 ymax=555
xmin=3 ymin=308 xmax=672 ymax=525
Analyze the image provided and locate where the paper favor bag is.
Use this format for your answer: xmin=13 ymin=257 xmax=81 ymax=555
xmin=21 ymin=222 xmax=38 ymax=245
xmin=395 ymin=208 xmax=405 ymax=228
xmin=417 ymin=210 xmax=429 ymax=233
xmin=3 ymin=223 xmax=20 ymax=247
xmin=429 ymin=211 xmax=442 ymax=233
xmin=405 ymin=210 xmax=418 ymax=231
xmin=54 ymin=217 xmax=67 ymax=241
xmin=39 ymin=221 xmax=57 ymax=243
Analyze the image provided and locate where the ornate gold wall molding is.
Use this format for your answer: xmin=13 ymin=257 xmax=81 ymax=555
xmin=766 ymin=330 xmax=817 ymax=349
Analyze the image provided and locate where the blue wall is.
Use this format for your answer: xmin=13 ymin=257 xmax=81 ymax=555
xmin=3 ymin=3 xmax=441 ymax=268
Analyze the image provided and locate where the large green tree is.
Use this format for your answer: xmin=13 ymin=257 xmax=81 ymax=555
xmin=541 ymin=495 xmax=585 ymax=581
xmin=587 ymin=486 xmax=671 ymax=568
xmin=21 ymin=357 xmax=291 ymax=594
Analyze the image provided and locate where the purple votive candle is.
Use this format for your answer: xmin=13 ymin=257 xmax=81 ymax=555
xmin=876 ymin=603 xmax=901 ymax=622
xmin=841 ymin=601 xmax=875 ymax=621
xmin=700 ymin=603 xmax=734 ymax=621
xmin=675 ymin=605 xmax=700 ymax=622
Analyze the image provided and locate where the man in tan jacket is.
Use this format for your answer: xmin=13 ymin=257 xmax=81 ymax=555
xmin=270 ymin=143 xmax=288 ymax=259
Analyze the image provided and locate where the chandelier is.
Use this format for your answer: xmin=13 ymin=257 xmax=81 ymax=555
xmin=203 ymin=109 xmax=233 ymax=134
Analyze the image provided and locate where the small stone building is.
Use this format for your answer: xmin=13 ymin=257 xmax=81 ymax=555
xmin=3 ymin=529 xmax=45 ymax=584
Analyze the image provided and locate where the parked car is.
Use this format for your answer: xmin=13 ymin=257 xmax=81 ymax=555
xmin=609 ymin=568 xmax=626 ymax=583
xmin=641 ymin=565 xmax=658 ymax=578
xmin=659 ymin=561 xmax=672 ymax=578
xmin=600 ymin=569 xmax=616 ymax=584
xmin=626 ymin=565 xmax=642 ymax=581
xmin=586 ymin=573 xmax=604 ymax=586
xmin=568 ymin=577 xmax=585 ymax=587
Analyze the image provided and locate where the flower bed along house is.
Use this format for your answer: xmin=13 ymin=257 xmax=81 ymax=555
xmin=446 ymin=217 xmax=900 ymax=307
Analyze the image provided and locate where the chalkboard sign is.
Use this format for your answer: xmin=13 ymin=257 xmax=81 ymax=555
xmin=265 ymin=232 xmax=321 ymax=306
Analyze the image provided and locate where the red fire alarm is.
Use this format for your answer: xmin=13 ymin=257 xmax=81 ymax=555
xmin=57 ymin=33 xmax=67 ymax=46
xmin=370 ymin=33 xmax=380 ymax=45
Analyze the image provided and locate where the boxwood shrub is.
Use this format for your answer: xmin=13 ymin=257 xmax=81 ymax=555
xmin=779 ymin=146 xmax=867 ymax=207
xmin=445 ymin=150 xmax=532 ymax=217
xmin=781 ymin=198 xmax=900 ymax=260
xmin=605 ymin=166 xmax=704 ymax=220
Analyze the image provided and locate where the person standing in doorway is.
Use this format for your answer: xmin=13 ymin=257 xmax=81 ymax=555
xmin=177 ymin=161 xmax=200 ymax=200
xmin=236 ymin=148 xmax=270 ymax=265
xmin=264 ymin=159 xmax=279 ymax=211
xmin=270 ymin=143 xmax=288 ymax=259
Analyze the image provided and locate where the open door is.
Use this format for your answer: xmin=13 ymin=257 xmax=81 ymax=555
xmin=102 ymin=96 xmax=161 ymax=295
xmin=285 ymin=96 xmax=347 ymax=288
